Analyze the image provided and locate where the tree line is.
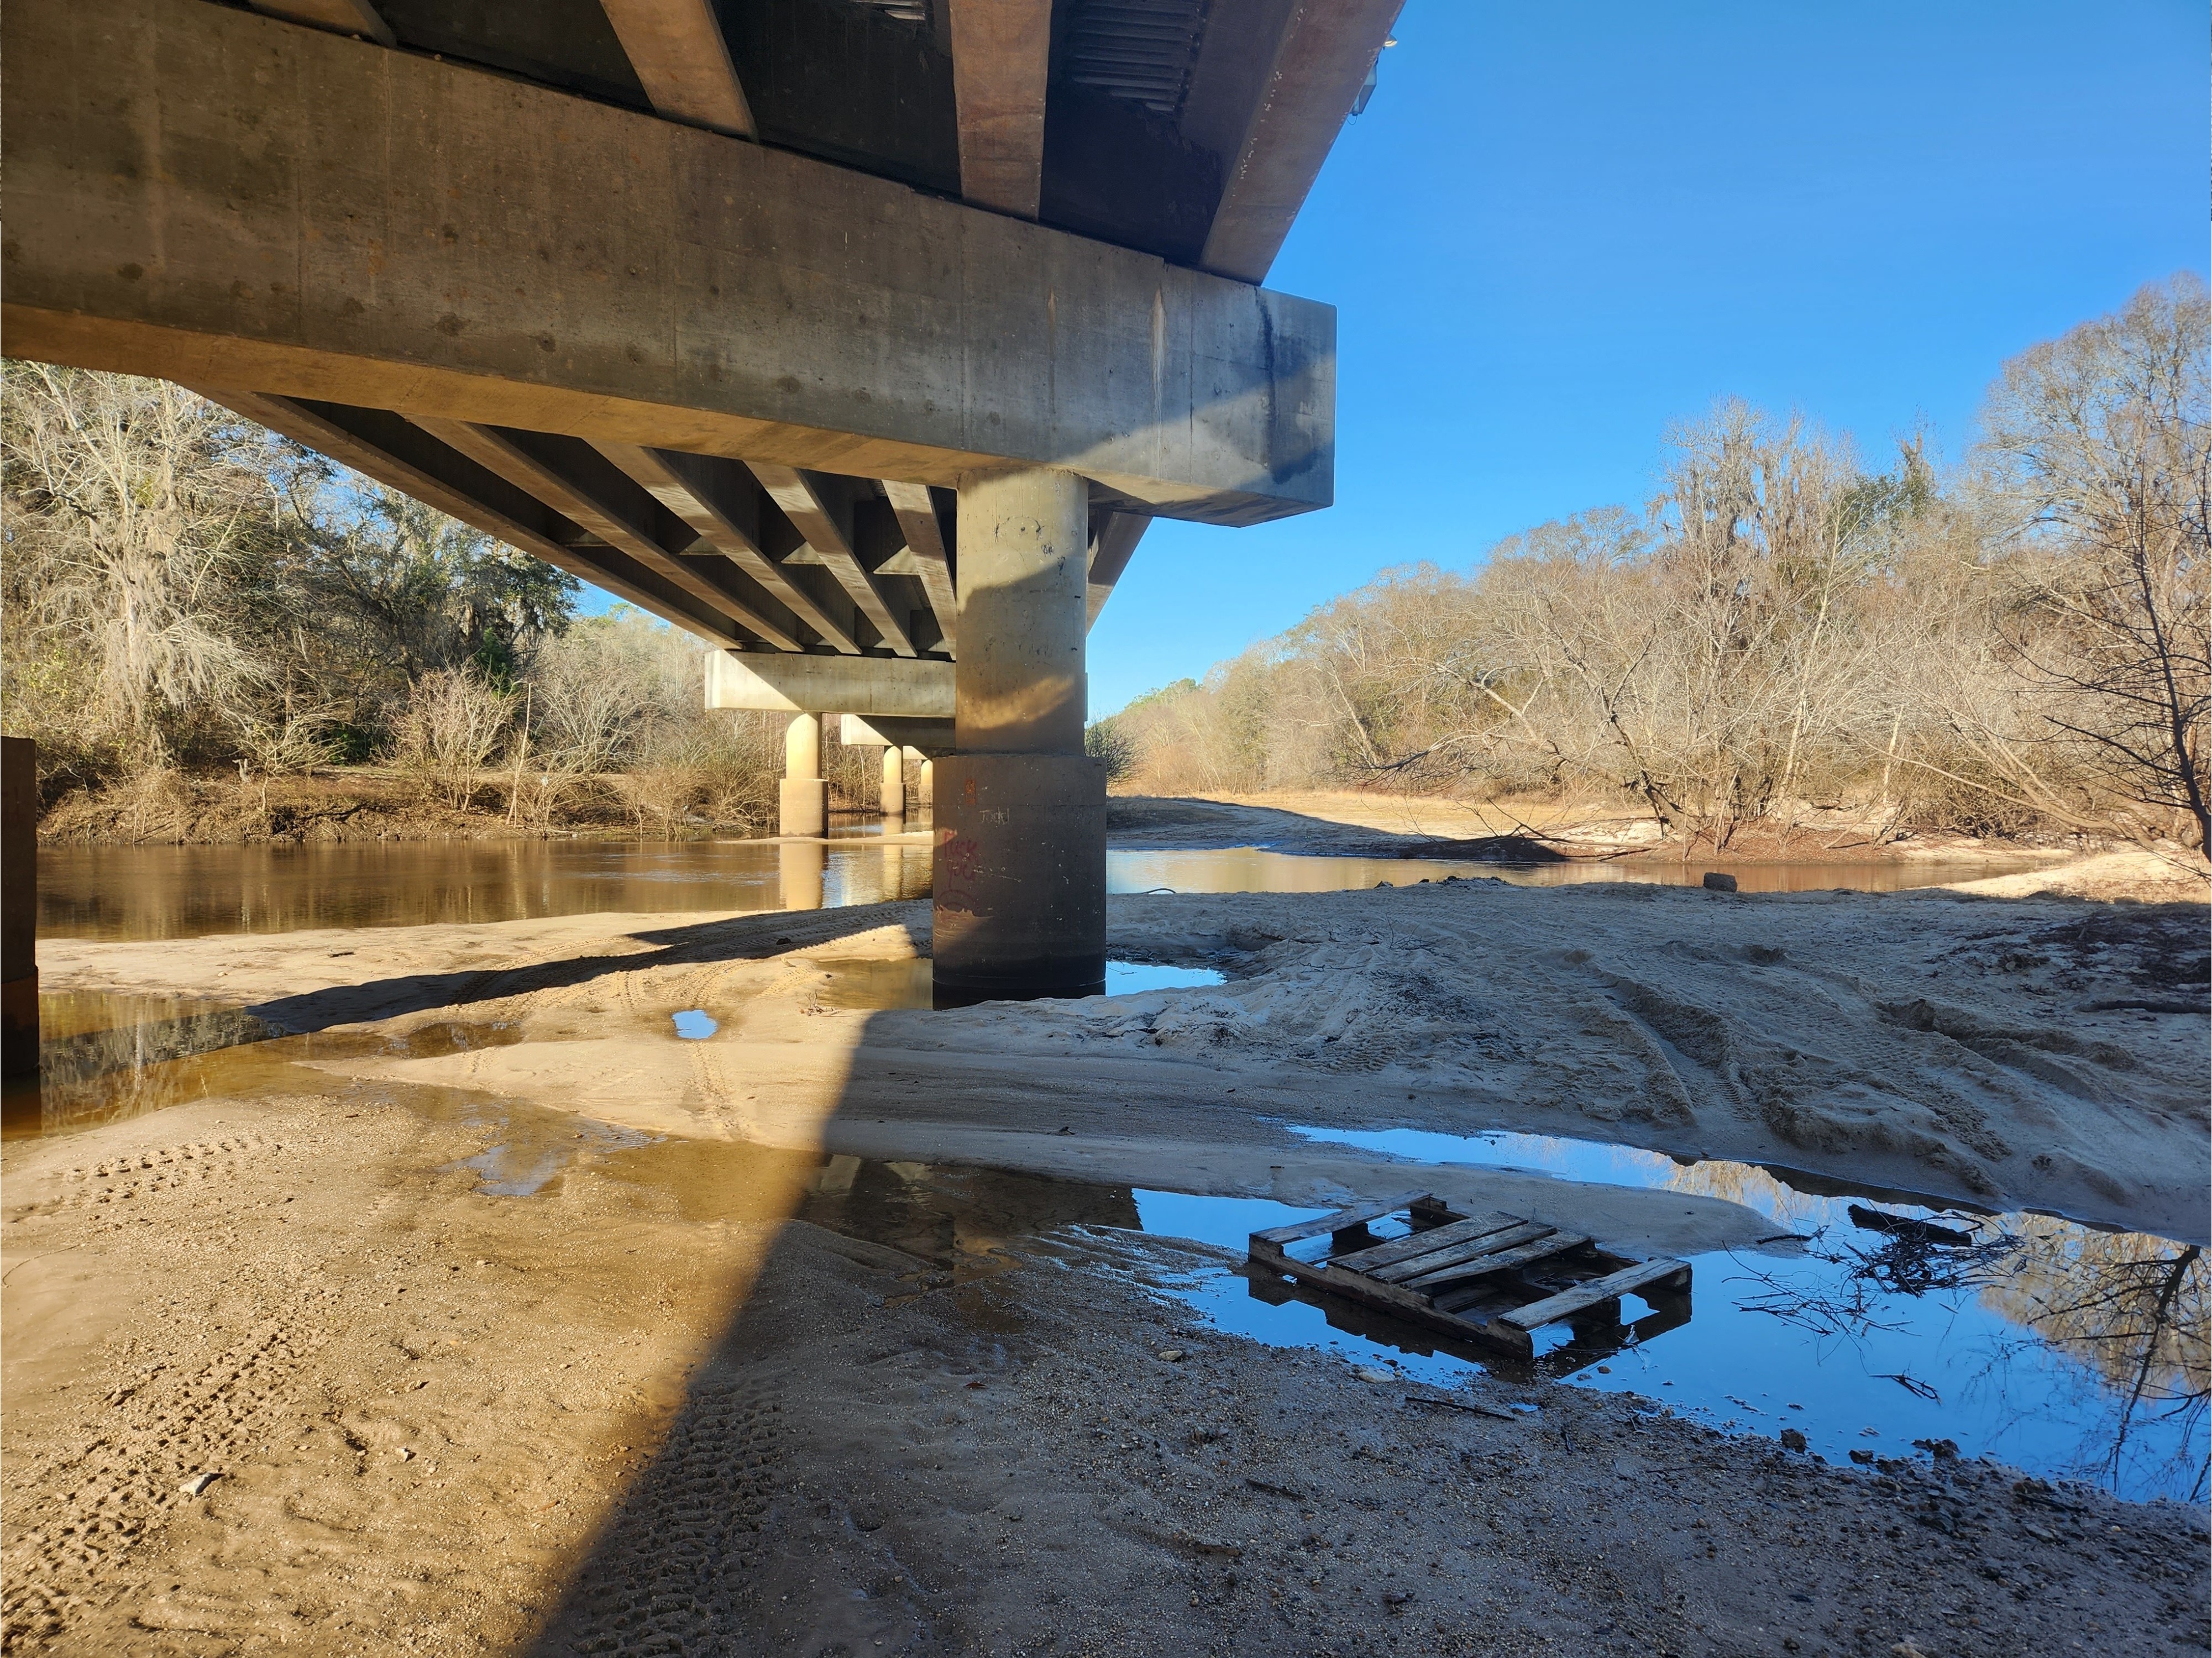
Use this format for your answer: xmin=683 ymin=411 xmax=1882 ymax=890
xmin=1089 ymin=278 xmax=2210 ymax=853
xmin=4 ymin=278 xmax=2204 ymax=849
xmin=0 ymin=364 xmax=853 ymax=835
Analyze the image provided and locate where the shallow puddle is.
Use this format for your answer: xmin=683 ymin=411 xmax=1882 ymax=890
xmin=450 ymin=1113 xmax=654 ymax=1197
xmin=531 ymin=1134 xmax=2205 ymax=1503
xmin=6 ymin=989 xmax=314 ymax=1138
xmin=1 ymin=989 xmax=523 ymax=1140
xmin=814 ymin=957 xmax=936 ymax=1010
xmin=1267 ymin=1124 xmax=2209 ymax=1504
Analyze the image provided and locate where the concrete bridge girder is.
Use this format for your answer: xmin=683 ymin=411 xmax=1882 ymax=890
xmin=3 ymin=0 xmax=1375 ymax=1003
xmin=4 ymin=0 xmax=1334 ymax=527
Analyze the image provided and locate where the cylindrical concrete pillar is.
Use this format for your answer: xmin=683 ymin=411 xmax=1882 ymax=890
xmin=951 ymin=469 xmax=1088 ymax=753
xmin=785 ymin=711 xmax=821 ymax=776
xmin=778 ymin=712 xmax=827 ymax=837
xmin=915 ymin=755 xmax=934 ymax=809
xmin=934 ymin=468 xmax=1105 ymax=1005
xmin=880 ymin=745 xmax=906 ymax=818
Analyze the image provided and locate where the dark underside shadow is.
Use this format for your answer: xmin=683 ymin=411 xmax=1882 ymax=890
xmin=238 ymin=903 xmax=927 ymax=1035
xmin=516 ymin=1125 xmax=1156 ymax=1656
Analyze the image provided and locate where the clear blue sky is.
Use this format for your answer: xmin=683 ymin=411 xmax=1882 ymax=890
xmin=580 ymin=1 xmax=2206 ymax=717
xmin=1088 ymin=0 xmax=2209 ymax=714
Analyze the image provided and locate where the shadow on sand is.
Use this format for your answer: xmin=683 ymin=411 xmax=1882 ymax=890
xmin=1105 ymin=795 xmax=1574 ymax=862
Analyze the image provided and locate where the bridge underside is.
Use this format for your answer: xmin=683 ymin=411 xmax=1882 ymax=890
xmin=4 ymin=0 xmax=1381 ymax=1000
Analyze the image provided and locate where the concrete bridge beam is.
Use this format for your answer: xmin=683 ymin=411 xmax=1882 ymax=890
xmin=710 ymin=654 xmax=953 ymax=722
xmin=2 ymin=0 xmax=1334 ymax=528
xmin=0 ymin=0 xmax=1373 ymax=1008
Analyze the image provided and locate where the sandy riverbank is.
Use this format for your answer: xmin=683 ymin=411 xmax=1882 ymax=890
xmin=34 ymin=849 xmax=2208 ymax=1239
xmin=5 ymin=850 xmax=2206 ymax=1654
xmin=1105 ymin=790 xmax=2091 ymax=868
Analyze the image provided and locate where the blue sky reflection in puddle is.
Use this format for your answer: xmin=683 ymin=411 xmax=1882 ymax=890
xmin=1104 ymin=963 xmax=1225 ymax=996
xmin=1249 ymin=1124 xmax=2208 ymax=1503
xmin=1124 ymin=1190 xmax=1488 ymax=1393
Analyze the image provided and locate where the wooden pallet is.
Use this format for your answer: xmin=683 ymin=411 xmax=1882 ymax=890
xmin=1247 ymin=1191 xmax=1691 ymax=1357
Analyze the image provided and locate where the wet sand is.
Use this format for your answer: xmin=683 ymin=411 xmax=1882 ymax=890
xmin=5 ymin=849 xmax=2208 ymax=1654
xmin=1103 ymin=790 xmax=2079 ymax=870
xmin=35 ymin=852 xmax=2209 ymax=1239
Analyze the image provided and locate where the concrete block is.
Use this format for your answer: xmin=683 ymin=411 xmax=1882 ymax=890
xmin=955 ymin=467 xmax=1088 ymax=754
xmin=778 ymin=779 xmax=829 ymax=838
xmin=838 ymin=715 xmax=956 ymax=754
xmin=932 ymin=753 xmax=1105 ymax=1005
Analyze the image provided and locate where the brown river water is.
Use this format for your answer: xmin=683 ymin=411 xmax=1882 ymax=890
xmin=32 ymin=828 xmax=2049 ymax=942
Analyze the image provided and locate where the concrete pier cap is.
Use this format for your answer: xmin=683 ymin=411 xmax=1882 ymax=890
xmin=932 ymin=467 xmax=1105 ymax=1007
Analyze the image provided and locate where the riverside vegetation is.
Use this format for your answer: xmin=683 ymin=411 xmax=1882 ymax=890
xmin=0 ymin=369 xmax=883 ymax=843
xmin=5 ymin=278 xmax=2206 ymax=856
xmin=1092 ymin=277 xmax=2210 ymax=859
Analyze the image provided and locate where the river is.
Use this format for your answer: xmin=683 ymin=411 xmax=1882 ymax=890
xmin=34 ymin=825 xmax=2048 ymax=942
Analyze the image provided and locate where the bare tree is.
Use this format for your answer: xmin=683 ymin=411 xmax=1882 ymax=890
xmin=1976 ymin=275 xmax=2211 ymax=849
xmin=393 ymin=668 xmax=513 ymax=810
xmin=1 ymin=365 xmax=275 ymax=769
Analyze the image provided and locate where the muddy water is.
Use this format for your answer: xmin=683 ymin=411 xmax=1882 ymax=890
xmin=0 ymin=989 xmax=525 ymax=1140
xmin=36 ymin=836 xmax=2042 ymax=943
xmin=0 ymin=957 xmax=1229 ymax=1138
xmin=35 ymin=827 xmax=934 ymax=941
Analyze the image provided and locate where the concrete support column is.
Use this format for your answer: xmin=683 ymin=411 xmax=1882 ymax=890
xmin=880 ymin=746 xmax=906 ymax=818
xmin=915 ymin=755 xmax=934 ymax=809
xmin=778 ymin=713 xmax=828 ymax=837
xmin=933 ymin=468 xmax=1105 ymax=1005
xmin=2 ymin=736 xmax=36 ymax=1085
